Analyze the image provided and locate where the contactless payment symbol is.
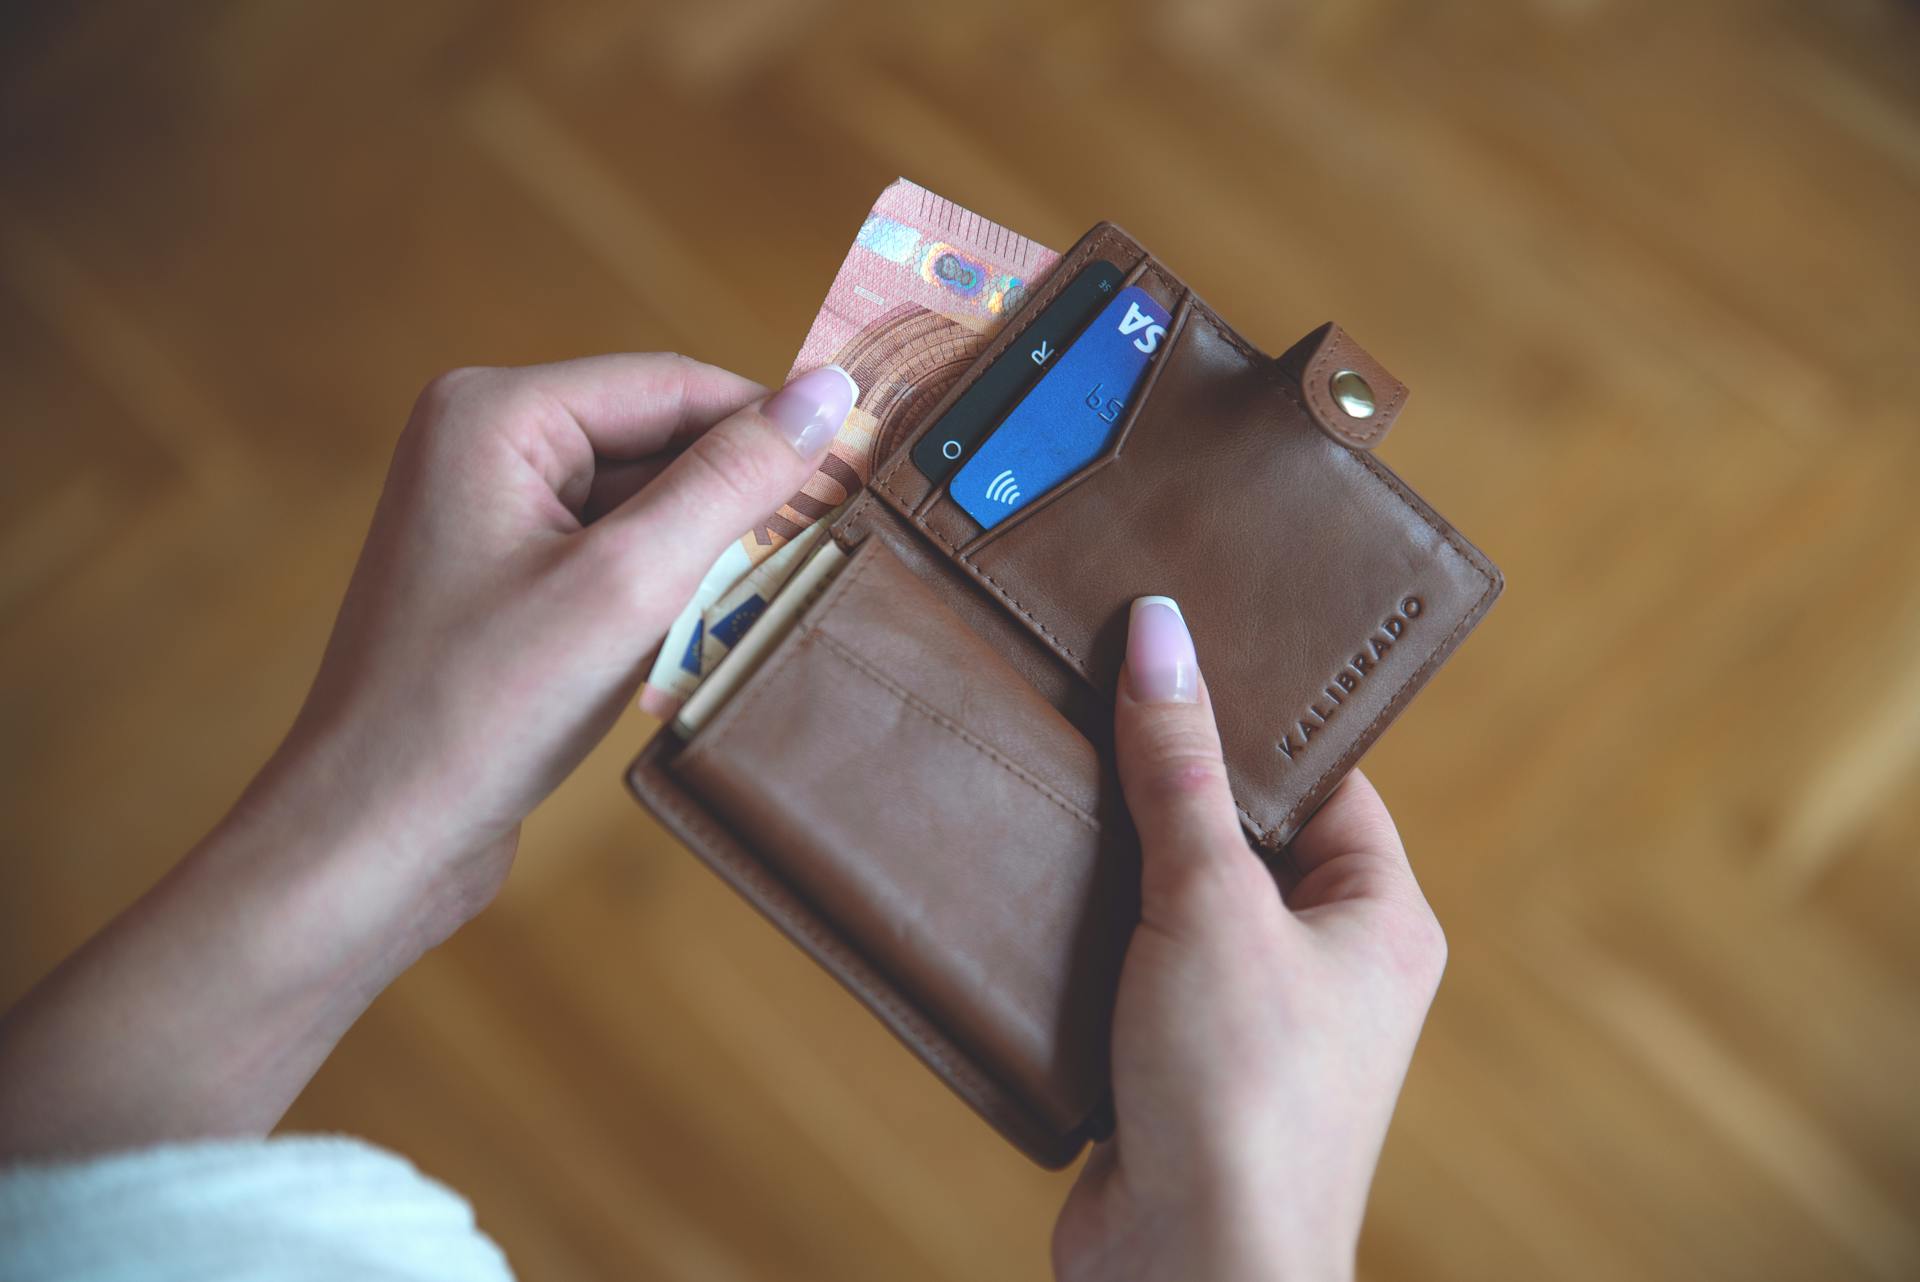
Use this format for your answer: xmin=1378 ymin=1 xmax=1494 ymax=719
xmin=950 ymin=283 xmax=1171 ymax=532
xmin=983 ymin=469 xmax=1022 ymax=506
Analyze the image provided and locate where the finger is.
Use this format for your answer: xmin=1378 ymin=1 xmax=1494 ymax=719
xmin=503 ymin=351 xmax=766 ymax=460
xmin=591 ymin=365 xmax=856 ymax=634
xmin=1289 ymin=770 xmax=1403 ymax=871
xmin=581 ymin=454 xmax=675 ymax=522
xmin=1285 ymin=769 xmax=1428 ymax=909
xmin=1290 ymin=767 xmax=1413 ymax=867
xmin=1113 ymin=597 xmax=1270 ymax=927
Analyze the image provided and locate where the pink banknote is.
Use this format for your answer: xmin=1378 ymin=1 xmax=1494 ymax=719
xmin=641 ymin=180 xmax=1058 ymax=716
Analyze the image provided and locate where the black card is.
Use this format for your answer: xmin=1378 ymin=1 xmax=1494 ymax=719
xmin=910 ymin=258 xmax=1124 ymax=484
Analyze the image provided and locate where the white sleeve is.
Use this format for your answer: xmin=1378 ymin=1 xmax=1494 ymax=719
xmin=0 ymin=1134 xmax=515 ymax=1282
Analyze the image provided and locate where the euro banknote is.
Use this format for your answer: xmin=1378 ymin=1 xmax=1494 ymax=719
xmin=640 ymin=179 xmax=1058 ymax=716
xmin=688 ymin=517 xmax=828 ymax=680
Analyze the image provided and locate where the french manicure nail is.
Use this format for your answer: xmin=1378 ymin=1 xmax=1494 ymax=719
xmin=763 ymin=365 xmax=858 ymax=457
xmin=1127 ymin=596 xmax=1199 ymax=704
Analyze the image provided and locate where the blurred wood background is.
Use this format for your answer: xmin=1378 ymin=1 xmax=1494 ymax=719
xmin=4 ymin=1 xmax=1918 ymax=1278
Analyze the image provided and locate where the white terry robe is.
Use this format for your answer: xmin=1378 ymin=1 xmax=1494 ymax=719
xmin=0 ymin=1135 xmax=513 ymax=1282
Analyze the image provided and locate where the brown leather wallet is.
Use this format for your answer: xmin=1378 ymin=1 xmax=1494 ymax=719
xmin=628 ymin=222 xmax=1502 ymax=1167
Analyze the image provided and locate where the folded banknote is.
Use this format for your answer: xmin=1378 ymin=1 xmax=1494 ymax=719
xmin=639 ymin=179 xmax=1059 ymax=717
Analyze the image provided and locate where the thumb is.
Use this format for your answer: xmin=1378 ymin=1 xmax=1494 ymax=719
xmin=1113 ymin=596 xmax=1271 ymax=930
xmin=592 ymin=364 xmax=856 ymax=632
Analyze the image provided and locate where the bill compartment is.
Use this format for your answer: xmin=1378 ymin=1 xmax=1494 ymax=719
xmin=669 ymin=539 xmax=1138 ymax=1135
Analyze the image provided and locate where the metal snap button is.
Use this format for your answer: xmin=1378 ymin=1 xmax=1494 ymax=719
xmin=1330 ymin=369 xmax=1375 ymax=419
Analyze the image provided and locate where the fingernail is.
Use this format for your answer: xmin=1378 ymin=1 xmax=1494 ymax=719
xmin=763 ymin=365 xmax=858 ymax=457
xmin=1127 ymin=596 xmax=1199 ymax=704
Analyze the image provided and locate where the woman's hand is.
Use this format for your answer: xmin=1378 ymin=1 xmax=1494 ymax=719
xmin=1053 ymin=598 xmax=1448 ymax=1282
xmin=272 ymin=354 xmax=853 ymax=939
xmin=0 ymin=354 xmax=852 ymax=1158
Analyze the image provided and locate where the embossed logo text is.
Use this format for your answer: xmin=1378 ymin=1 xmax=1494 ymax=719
xmin=1277 ymin=596 xmax=1424 ymax=763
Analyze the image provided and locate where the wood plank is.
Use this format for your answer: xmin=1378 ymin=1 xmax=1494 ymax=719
xmin=4 ymin=2 xmax=1917 ymax=1277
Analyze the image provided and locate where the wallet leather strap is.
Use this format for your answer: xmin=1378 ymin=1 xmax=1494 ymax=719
xmin=1276 ymin=321 xmax=1407 ymax=450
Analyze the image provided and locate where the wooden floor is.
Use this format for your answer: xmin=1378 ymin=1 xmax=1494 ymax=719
xmin=5 ymin=1 xmax=1919 ymax=1278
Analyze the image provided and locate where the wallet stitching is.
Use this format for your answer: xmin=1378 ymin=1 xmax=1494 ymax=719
xmin=881 ymin=502 xmax=1086 ymax=662
xmin=681 ymin=546 xmax=888 ymax=767
xmin=1275 ymin=565 xmax=1498 ymax=838
xmin=836 ymin=490 xmax=875 ymax=542
xmin=681 ymin=632 xmax=806 ymax=770
xmin=807 ymin=629 xmax=1101 ymax=832
xmin=1303 ymin=331 xmax=1403 ymax=449
xmin=637 ymin=760 xmax=1022 ymax=1123
xmin=1253 ymin=333 xmax=1497 ymax=841
xmin=875 ymin=241 xmax=1496 ymax=848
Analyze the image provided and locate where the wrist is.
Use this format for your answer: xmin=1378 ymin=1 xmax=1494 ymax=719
xmin=0 ymin=746 xmax=483 ymax=1158
xmin=1094 ymin=1200 xmax=1348 ymax=1282
xmin=1165 ymin=1149 xmax=1360 ymax=1282
xmin=219 ymin=729 xmax=510 ymax=970
xmin=1187 ymin=1197 xmax=1354 ymax=1282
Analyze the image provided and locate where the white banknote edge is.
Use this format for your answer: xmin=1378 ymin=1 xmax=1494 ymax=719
xmin=672 ymin=540 xmax=851 ymax=738
xmin=640 ymin=539 xmax=753 ymax=716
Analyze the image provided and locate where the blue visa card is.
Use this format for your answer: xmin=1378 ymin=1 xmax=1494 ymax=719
xmin=951 ymin=285 xmax=1172 ymax=531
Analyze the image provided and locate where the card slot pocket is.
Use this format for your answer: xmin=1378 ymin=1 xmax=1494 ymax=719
xmin=901 ymin=289 xmax=1201 ymax=558
xmin=951 ymin=289 xmax=1198 ymax=560
xmin=886 ymin=242 xmax=1184 ymax=528
xmin=671 ymin=540 xmax=1137 ymax=1136
xmin=1119 ymin=252 xmax=1184 ymax=301
xmin=883 ymin=236 xmax=1158 ymax=524
xmin=902 ymin=259 xmax=1184 ymax=530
